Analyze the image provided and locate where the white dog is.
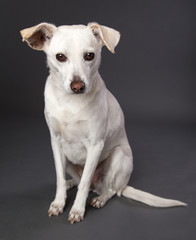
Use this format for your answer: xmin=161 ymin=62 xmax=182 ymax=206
xmin=20 ymin=22 xmax=186 ymax=224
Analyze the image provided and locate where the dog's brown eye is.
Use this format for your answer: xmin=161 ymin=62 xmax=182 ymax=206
xmin=84 ymin=52 xmax=94 ymax=61
xmin=56 ymin=53 xmax=67 ymax=62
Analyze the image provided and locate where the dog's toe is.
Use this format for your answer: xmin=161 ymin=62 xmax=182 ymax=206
xmin=48 ymin=199 xmax=66 ymax=217
xmin=90 ymin=197 xmax=105 ymax=208
xmin=68 ymin=209 xmax=84 ymax=224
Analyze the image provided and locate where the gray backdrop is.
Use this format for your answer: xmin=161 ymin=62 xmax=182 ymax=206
xmin=0 ymin=1 xmax=195 ymax=240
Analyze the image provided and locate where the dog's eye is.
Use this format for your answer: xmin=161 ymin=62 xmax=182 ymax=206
xmin=56 ymin=53 xmax=67 ymax=62
xmin=84 ymin=52 xmax=95 ymax=61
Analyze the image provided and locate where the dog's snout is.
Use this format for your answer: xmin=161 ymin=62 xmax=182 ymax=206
xmin=70 ymin=77 xmax=85 ymax=94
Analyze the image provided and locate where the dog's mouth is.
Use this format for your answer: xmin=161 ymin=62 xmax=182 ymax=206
xmin=71 ymin=91 xmax=86 ymax=95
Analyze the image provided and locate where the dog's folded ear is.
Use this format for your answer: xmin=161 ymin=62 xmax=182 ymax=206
xmin=20 ymin=23 xmax=57 ymax=51
xmin=88 ymin=22 xmax=120 ymax=53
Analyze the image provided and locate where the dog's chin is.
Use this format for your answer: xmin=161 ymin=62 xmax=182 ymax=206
xmin=70 ymin=91 xmax=86 ymax=95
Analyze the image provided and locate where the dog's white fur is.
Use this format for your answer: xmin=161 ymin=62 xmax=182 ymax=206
xmin=20 ymin=22 xmax=186 ymax=224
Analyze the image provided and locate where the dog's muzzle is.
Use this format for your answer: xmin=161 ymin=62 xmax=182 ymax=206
xmin=70 ymin=80 xmax=85 ymax=94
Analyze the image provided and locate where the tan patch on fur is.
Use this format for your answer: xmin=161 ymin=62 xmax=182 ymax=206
xmin=20 ymin=23 xmax=56 ymax=50
xmin=88 ymin=22 xmax=120 ymax=53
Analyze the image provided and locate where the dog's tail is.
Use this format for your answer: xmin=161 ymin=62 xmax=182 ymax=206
xmin=121 ymin=186 xmax=187 ymax=207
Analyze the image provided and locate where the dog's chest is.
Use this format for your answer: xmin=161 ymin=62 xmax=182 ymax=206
xmin=50 ymin=114 xmax=90 ymax=165
xmin=61 ymin=120 xmax=89 ymax=165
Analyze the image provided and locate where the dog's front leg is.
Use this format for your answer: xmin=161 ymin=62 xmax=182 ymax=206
xmin=48 ymin=136 xmax=67 ymax=217
xmin=68 ymin=141 xmax=104 ymax=223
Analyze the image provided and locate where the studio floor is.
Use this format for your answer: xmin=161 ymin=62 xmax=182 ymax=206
xmin=0 ymin=116 xmax=195 ymax=240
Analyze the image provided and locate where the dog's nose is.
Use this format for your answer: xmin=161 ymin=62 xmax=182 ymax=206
xmin=70 ymin=76 xmax=85 ymax=94
xmin=70 ymin=79 xmax=85 ymax=94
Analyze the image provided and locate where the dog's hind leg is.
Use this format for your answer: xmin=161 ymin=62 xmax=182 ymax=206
xmin=66 ymin=179 xmax=77 ymax=190
xmin=90 ymin=189 xmax=116 ymax=208
xmin=66 ymin=161 xmax=82 ymax=186
xmin=90 ymin=145 xmax=133 ymax=208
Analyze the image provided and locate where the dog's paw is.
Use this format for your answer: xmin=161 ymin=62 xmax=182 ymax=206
xmin=48 ymin=198 xmax=66 ymax=217
xmin=90 ymin=196 xmax=105 ymax=208
xmin=68 ymin=208 xmax=84 ymax=224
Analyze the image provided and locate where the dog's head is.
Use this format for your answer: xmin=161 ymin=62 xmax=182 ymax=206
xmin=20 ymin=22 xmax=120 ymax=94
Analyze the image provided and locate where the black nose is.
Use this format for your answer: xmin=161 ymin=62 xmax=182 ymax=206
xmin=70 ymin=78 xmax=85 ymax=93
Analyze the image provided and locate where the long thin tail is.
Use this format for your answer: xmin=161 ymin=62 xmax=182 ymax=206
xmin=121 ymin=186 xmax=187 ymax=207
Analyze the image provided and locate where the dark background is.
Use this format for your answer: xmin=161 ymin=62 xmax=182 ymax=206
xmin=0 ymin=0 xmax=195 ymax=239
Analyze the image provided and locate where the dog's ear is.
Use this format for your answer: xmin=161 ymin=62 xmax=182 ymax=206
xmin=88 ymin=22 xmax=120 ymax=53
xmin=20 ymin=23 xmax=57 ymax=51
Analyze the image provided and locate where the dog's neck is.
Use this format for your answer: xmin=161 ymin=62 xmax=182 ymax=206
xmin=47 ymin=71 xmax=105 ymax=114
